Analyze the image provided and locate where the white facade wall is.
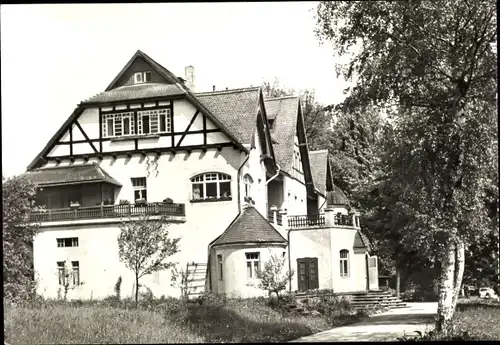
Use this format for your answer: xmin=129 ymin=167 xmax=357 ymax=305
xmin=282 ymin=175 xmax=307 ymax=216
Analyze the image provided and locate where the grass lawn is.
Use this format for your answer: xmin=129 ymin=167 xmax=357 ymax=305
xmin=454 ymin=299 xmax=500 ymax=340
xmin=4 ymin=297 xmax=339 ymax=344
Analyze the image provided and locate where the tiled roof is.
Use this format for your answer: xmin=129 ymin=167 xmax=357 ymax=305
xmin=26 ymin=163 xmax=122 ymax=187
xmin=264 ymin=96 xmax=299 ymax=173
xmin=328 ymin=185 xmax=350 ymax=206
xmin=354 ymin=230 xmax=372 ymax=251
xmin=82 ymin=83 xmax=185 ymax=104
xmin=195 ymin=88 xmax=261 ymax=145
xmin=309 ymin=150 xmax=329 ymax=195
xmin=212 ymin=206 xmax=287 ymax=247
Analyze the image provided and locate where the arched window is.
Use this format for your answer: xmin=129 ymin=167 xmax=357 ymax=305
xmin=340 ymin=249 xmax=349 ymax=277
xmin=243 ymin=174 xmax=253 ymax=199
xmin=191 ymin=172 xmax=231 ymax=201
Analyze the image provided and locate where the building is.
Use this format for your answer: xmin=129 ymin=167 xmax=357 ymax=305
xmin=26 ymin=50 xmax=378 ymax=300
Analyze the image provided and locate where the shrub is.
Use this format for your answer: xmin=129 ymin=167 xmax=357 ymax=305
xmin=114 ymin=276 xmax=122 ymax=300
xmin=398 ymin=329 xmax=482 ymax=341
xmin=195 ymin=292 xmax=227 ymax=307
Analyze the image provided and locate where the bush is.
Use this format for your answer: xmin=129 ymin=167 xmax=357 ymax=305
xmin=194 ymin=292 xmax=228 ymax=307
xmin=398 ymin=329 xmax=482 ymax=341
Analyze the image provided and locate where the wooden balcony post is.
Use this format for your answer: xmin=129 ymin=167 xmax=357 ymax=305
xmin=74 ymin=209 xmax=78 ymax=220
xmin=100 ymin=205 xmax=104 ymax=218
xmin=324 ymin=207 xmax=335 ymax=227
xmin=49 ymin=209 xmax=52 ymax=221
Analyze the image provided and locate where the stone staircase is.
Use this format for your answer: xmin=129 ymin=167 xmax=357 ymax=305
xmin=186 ymin=262 xmax=208 ymax=299
xmin=350 ymin=290 xmax=408 ymax=310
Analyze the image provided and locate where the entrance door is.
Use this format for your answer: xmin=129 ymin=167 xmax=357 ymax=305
xmin=368 ymin=255 xmax=378 ymax=290
xmin=365 ymin=254 xmax=370 ymax=291
xmin=297 ymin=257 xmax=319 ymax=291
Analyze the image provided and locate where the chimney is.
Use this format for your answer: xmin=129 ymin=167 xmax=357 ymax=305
xmin=184 ymin=66 xmax=195 ymax=91
xmin=213 ymin=85 xmax=216 ymax=91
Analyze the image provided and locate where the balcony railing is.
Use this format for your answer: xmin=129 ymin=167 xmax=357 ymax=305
xmin=276 ymin=212 xmax=283 ymax=226
xmin=288 ymin=214 xmax=326 ymax=228
xmin=287 ymin=214 xmax=356 ymax=229
xmin=268 ymin=209 xmax=275 ymax=223
xmin=29 ymin=203 xmax=185 ymax=223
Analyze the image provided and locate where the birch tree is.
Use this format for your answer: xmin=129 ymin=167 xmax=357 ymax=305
xmin=315 ymin=0 xmax=497 ymax=333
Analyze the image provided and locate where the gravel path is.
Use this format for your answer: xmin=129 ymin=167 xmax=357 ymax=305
xmin=291 ymin=302 xmax=437 ymax=342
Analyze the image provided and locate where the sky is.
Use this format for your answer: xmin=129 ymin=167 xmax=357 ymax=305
xmin=1 ymin=3 xmax=352 ymax=177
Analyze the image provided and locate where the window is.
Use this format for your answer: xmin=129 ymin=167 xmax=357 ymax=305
xmin=57 ymin=261 xmax=65 ymax=285
xmin=268 ymin=119 xmax=275 ymax=130
xmin=217 ymin=254 xmax=223 ymax=281
xmin=340 ymin=249 xmax=349 ymax=277
xmin=102 ymin=112 xmax=135 ymax=138
xmin=137 ymin=109 xmax=171 ymax=134
xmin=131 ymin=177 xmax=147 ymax=201
xmin=191 ymin=172 xmax=231 ymax=201
xmin=243 ymin=174 xmax=253 ymax=199
xmin=57 ymin=261 xmax=80 ymax=285
xmin=134 ymin=71 xmax=152 ymax=84
xmin=72 ymin=261 xmax=80 ymax=285
xmin=57 ymin=237 xmax=79 ymax=248
xmin=246 ymin=252 xmax=260 ymax=278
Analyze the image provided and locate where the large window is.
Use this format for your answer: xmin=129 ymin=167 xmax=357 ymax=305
xmin=137 ymin=109 xmax=171 ymax=135
xmin=57 ymin=237 xmax=79 ymax=248
xmin=340 ymin=249 xmax=349 ymax=277
xmin=191 ymin=172 xmax=231 ymax=201
xmin=131 ymin=177 xmax=147 ymax=202
xmin=102 ymin=112 xmax=135 ymax=138
xmin=246 ymin=252 xmax=260 ymax=279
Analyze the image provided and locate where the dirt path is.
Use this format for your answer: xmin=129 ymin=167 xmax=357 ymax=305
xmin=291 ymin=302 xmax=437 ymax=342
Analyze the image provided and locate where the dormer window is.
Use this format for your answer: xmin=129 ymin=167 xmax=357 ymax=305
xmin=134 ymin=71 xmax=152 ymax=84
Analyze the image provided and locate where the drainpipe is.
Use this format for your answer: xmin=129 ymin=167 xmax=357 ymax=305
xmin=237 ymin=153 xmax=250 ymax=213
xmin=265 ymin=163 xmax=281 ymax=185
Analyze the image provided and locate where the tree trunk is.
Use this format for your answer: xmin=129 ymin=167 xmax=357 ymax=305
xmin=436 ymin=239 xmax=465 ymax=333
xmin=396 ymin=268 xmax=401 ymax=299
xmin=451 ymin=240 xmax=465 ymax=313
xmin=135 ymin=275 xmax=139 ymax=307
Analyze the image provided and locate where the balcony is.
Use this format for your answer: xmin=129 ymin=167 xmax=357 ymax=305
xmin=286 ymin=213 xmax=360 ymax=229
xmin=29 ymin=202 xmax=185 ymax=223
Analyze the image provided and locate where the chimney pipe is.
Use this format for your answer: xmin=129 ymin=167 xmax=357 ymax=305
xmin=213 ymin=85 xmax=216 ymax=91
xmin=184 ymin=66 xmax=195 ymax=91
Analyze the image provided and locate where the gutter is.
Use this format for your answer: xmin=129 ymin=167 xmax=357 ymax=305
xmin=265 ymin=164 xmax=281 ymax=185
xmin=237 ymin=153 xmax=251 ymax=213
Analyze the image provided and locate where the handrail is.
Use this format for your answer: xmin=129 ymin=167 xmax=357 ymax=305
xmin=29 ymin=202 xmax=185 ymax=222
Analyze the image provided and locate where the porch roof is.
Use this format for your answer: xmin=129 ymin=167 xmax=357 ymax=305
xmin=212 ymin=206 xmax=287 ymax=247
xmin=26 ymin=163 xmax=122 ymax=187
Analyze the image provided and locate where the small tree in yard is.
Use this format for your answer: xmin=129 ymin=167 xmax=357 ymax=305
xmin=118 ymin=215 xmax=180 ymax=305
xmin=255 ymin=253 xmax=294 ymax=304
xmin=170 ymin=266 xmax=195 ymax=301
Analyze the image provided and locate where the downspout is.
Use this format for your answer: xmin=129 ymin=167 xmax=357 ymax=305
xmin=237 ymin=153 xmax=250 ymax=213
xmin=265 ymin=163 xmax=281 ymax=185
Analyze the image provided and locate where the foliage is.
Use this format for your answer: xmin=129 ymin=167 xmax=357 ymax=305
xmin=3 ymin=174 xmax=40 ymax=303
xmin=170 ymin=266 xmax=195 ymax=300
xmin=117 ymin=215 xmax=180 ymax=304
xmin=254 ymin=253 xmax=295 ymax=303
xmin=315 ymin=0 xmax=497 ymax=332
xmin=58 ymin=259 xmax=84 ymax=300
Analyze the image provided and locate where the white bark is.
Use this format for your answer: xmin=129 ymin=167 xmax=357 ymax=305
xmin=436 ymin=239 xmax=466 ymax=333
xmin=436 ymin=240 xmax=457 ymax=333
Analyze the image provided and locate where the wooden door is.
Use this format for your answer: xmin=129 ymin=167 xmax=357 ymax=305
xmin=368 ymin=255 xmax=378 ymax=290
xmin=297 ymin=257 xmax=319 ymax=291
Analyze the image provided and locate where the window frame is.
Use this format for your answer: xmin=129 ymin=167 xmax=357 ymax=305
xmin=57 ymin=237 xmax=79 ymax=248
xmin=137 ymin=108 xmax=172 ymax=135
xmin=243 ymin=174 xmax=254 ymax=200
xmin=102 ymin=112 xmax=135 ymax=138
xmin=245 ymin=252 xmax=260 ymax=279
xmin=340 ymin=249 xmax=349 ymax=277
xmin=72 ymin=261 xmax=80 ymax=285
xmin=131 ymin=177 xmax=147 ymax=202
xmin=134 ymin=71 xmax=152 ymax=84
xmin=217 ymin=254 xmax=223 ymax=281
xmin=57 ymin=261 xmax=65 ymax=285
xmin=190 ymin=172 xmax=232 ymax=202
